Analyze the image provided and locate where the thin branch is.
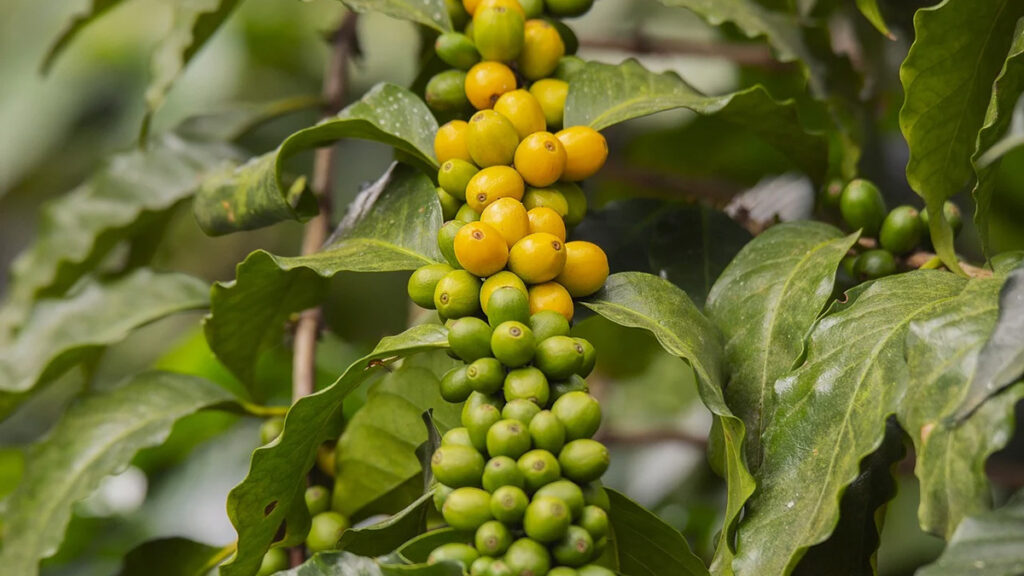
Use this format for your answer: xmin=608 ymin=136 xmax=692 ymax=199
xmin=597 ymin=428 xmax=709 ymax=449
xmin=579 ymin=34 xmax=791 ymax=70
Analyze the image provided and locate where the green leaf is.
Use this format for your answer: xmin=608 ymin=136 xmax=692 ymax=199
xmin=339 ymin=0 xmax=452 ymax=32
xmin=338 ymin=492 xmax=435 ymax=557
xmin=277 ymin=551 xmax=463 ymax=576
xmin=175 ymin=95 xmax=323 ymax=143
xmin=972 ymin=20 xmax=1024 ymax=257
xmin=855 ymin=0 xmax=895 ymax=40
xmin=900 ymin=0 xmax=1024 ymax=272
xmin=916 ymin=488 xmax=1024 ymax=576
xmin=606 ymin=488 xmax=710 ymax=576
xmin=142 ymin=0 xmax=243 ymax=139
xmin=395 ymin=528 xmax=473 ymax=564
xmin=220 ymin=324 xmax=449 ymax=576
xmin=0 ymin=135 xmax=235 ymax=339
xmin=706 ymin=222 xmax=858 ymax=471
xmin=564 ymin=59 xmax=827 ymax=183
xmin=581 ymin=272 xmax=753 ymax=574
xmin=332 ymin=366 xmax=460 ymax=518
xmin=899 ymin=276 xmax=1024 ymax=538
xmin=119 ymin=537 xmax=230 ymax=576
xmin=954 ymin=263 xmax=1024 ymax=420
xmin=0 ymin=372 xmax=233 ymax=576
xmin=203 ymin=164 xmax=442 ymax=386
xmin=0 ymin=270 xmax=209 ymax=413
xmin=732 ymin=271 xmax=968 ymax=576
xmin=41 ymin=0 xmax=129 ymax=73
xmin=193 ymin=84 xmax=438 ymax=236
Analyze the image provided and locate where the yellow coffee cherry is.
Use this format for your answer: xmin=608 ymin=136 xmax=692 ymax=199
xmin=527 ymin=206 xmax=566 ymax=240
xmin=465 ymin=62 xmax=517 ymax=110
xmin=466 ymin=110 xmax=520 ymax=168
xmin=481 ymin=270 xmax=528 ymax=314
xmin=493 ymin=89 xmax=546 ymax=140
xmin=470 ymin=0 xmax=526 ymax=16
xmin=523 ymin=186 xmax=569 ymax=218
xmin=434 ymin=120 xmax=472 ymax=164
xmin=529 ymin=79 xmax=569 ymax=130
xmin=454 ymin=221 xmax=510 ymax=277
xmin=463 ymin=0 xmax=482 ymax=13
xmin=556 ymin=126 xmax=608 ymax=181
xmin=509 ymin=232 xmax=566 ymax=284
xmin=528 ymin=282 xmax=574 ymax=321
xmin=473 ymin=4 xmax=525 ymax=62
xmin=466 ymin=165 xmax=525 ymax=213
xmin=555 ymin=241 xmax=608 ymax=297
xmin=518 ymin=20 xmax=565 ymax=80
xmin=481 ymin=197 xmax=530 ymax=248
xmin=514 ymin=131 xmax=566 ymax=187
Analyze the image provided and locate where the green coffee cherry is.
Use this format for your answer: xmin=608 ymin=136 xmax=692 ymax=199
xmin=438 ymin=220 xmax=466 ymax=269
xmin=449 ymin=317 xmax=493 ymax=362
xmin=550 ymin=375 xmax=588 ymax=403
xmin=305 ymin=485 xmax=331 ymax=516
xmin=306 ymin=511 xmax=350 ymax=552
xmin=559 ymin=439 xmax=609 ymax=483
xmin=483 ymin=455 xmax=526 ymax=491
xmin=580 ymin=482 xmax=611 ymax=511
xmin=426 ymin=70 xmax=470 ymax=113
xmin=491 ymin=485 xmax=530 ymax=524
xmin=504 ymin=538 xmax=552 ymax=576
xmin=441 ymin=365 xmax=474 ymax=403
xmin=434 ymin=483 xmax=455 ymax=511
xmin=443 ymin=426 xmax=474 ymax=448
xmin=518 ymin=449 xmax=562 ymax=491
xmin=854 ymin=249 xmax=897 ymax=280
xmin=535 ymin=335 xmax=585 ymax=379
xmin=555 ymin=182 xmax=587 ymax=227
xmin=259 ymin=417 xmax=284 ymax=445
xmin=503 ymin=398 xmax=542 ymax=424
xmin=579 ymin=505 xmax=609 ymax=540
xmin=486 ymin=560 xmax=515 ymax=576
xmin=463 ymin=398 xmax=503 ymax=452
xmin=504 ymin=366 xmax=550 ymax=406
xmin=544 ymin=0 xmax=595 ymax=17
xmin=437 ymin=187 xmax=462 ymax=221
xmin=577 ymin=565 xmax=615 ymax=576
xmin=457 ymin=204 xmax=481 ymax=223
xmin=530 ymin=310 xmax=571 ymax=342
xmin=819 ymin=178 xmax=844 ymax=213
xmin=435 ymin=32 xmax=481 ymax=70
xmin=439 ymin=159 xmax=479 ymax=202
xmin=475 ymin=520 xmax=513 ymax=556
xmin=473 ymin=4 xmax=525 ymax=62
xmin=432 ymin=444 xmax=486 ymax=487
xmin=591 ymin=536 xmax=608 ymax=558
xmin=554 ymin=55 xmax=586 ymax=82
xmin=487 ymin=418 xmax=532 ymax=458
xmin=919 ymin=200 xmax=963 ymax=236
xmin=839 ymin=179 xmax=887 ymax=237
xmin=408 ymin=263 xmax=455 ymax=309
xmin=467 ymin=357 xmax=506 ymax=394
xmin=443 ymin=487 xmax=494 ymax=530
xmin=487 ymin=286 xmax=531 ymax=327
xmin=445 ymin=0 xmax=470 ymax=29
xmin=529 ymin=410 xmax=566 ymax=453
xmin=548 ymin=568 xmax=579 ymax=576
xmin=536 ymin=479 xmax=585 ymax=520
xmin=553 ymin=525 xmax=595 ymax=567
xmin=524 ymin=496 xmax=572 ymax=542
xmin=879 ymin=205 xmax=922 ymax=254
xmin=552 ymin=391 xmax=602 ymax=440
xmin=435 ymin=270 xmax=482 ymax=319
xmin=519 ymin=0 xmax=545 ymax=17
xmin=471 ymin=557 xmax=495 ymax=576
xmin=428 ymin=542 xmax=480 ymax=569
xmin=574 ymin=338 xmax=597 ymax=377
xmin=491 ymin=321 xmax=536 ymax=367
xmin=256 ymin=548 xmax=289 ymax=576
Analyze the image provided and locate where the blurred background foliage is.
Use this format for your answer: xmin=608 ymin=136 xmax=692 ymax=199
xmin=1 ymin=0 xmax=1023 ymax=574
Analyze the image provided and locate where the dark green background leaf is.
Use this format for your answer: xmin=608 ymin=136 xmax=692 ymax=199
xmin=118 ymin=537 xmax=228 ymax=576
xmin=916 ymin=488 xmax=1024 ymax=576
xmin=607 ymin=488 xmax=710 ymax=576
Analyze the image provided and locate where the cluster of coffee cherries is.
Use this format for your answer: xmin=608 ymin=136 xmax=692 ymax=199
xmin=822 ymin=178 xmax=963 ymax=281
xmin=405 ymin=1 xmax=616 ymax=574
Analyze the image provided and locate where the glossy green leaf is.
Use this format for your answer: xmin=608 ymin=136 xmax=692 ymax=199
xmin=221 ymin=324 xmax=449 ymax=576
xmin=119 ymin=537 xmax=229 ymax=576
xmin=204 ymin=165 xmax=442 ymax=385
xmin=916 ymin=488 xmax=1024 ymax=576
xmin=142 ymin=0 xmax=243 ymax=138
xmin=0 ymin=372 xmax=234 ymax=576
xmin=955 ymin=263 xmax=1024 ymax=420
xmin=733 ymin=271 xmax=968 ymax=576
xmin=193 ymin=84 xmax=438 ymax=236
xmin=41 ymin=0 xmax=128 ymax=73
xmin=606 ymin=488 xmax=710 ymax=576
xmin=855 ymin=0 xmax=894 ymax=39
xmin=900 ymin=0 xmax=1024 ymax=271
xmin=338 ymin=492 xmax=435 ymax=557
xmin=564 ymin=59 xmax=827 ymax=182
xmin=0 ymin=270 xmax=209 ymax=411
xmin=972 ymin=20 xmax=1024 ymax=257
xmin=581 ymin=272 xmax=752 ymax=573
xmin=0 ymin=135 xmax=235 ymax=340
xmin=706 ymin=222 xmax=857 ymax=471
xmin=332 ymin=367 xmax=460 ymax=518
xmin=339 ymin=0 xmax=452 ymax=32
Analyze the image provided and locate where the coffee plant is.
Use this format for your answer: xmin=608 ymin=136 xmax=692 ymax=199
xmin=2 ymin=0 xmax=1024 ymax=575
